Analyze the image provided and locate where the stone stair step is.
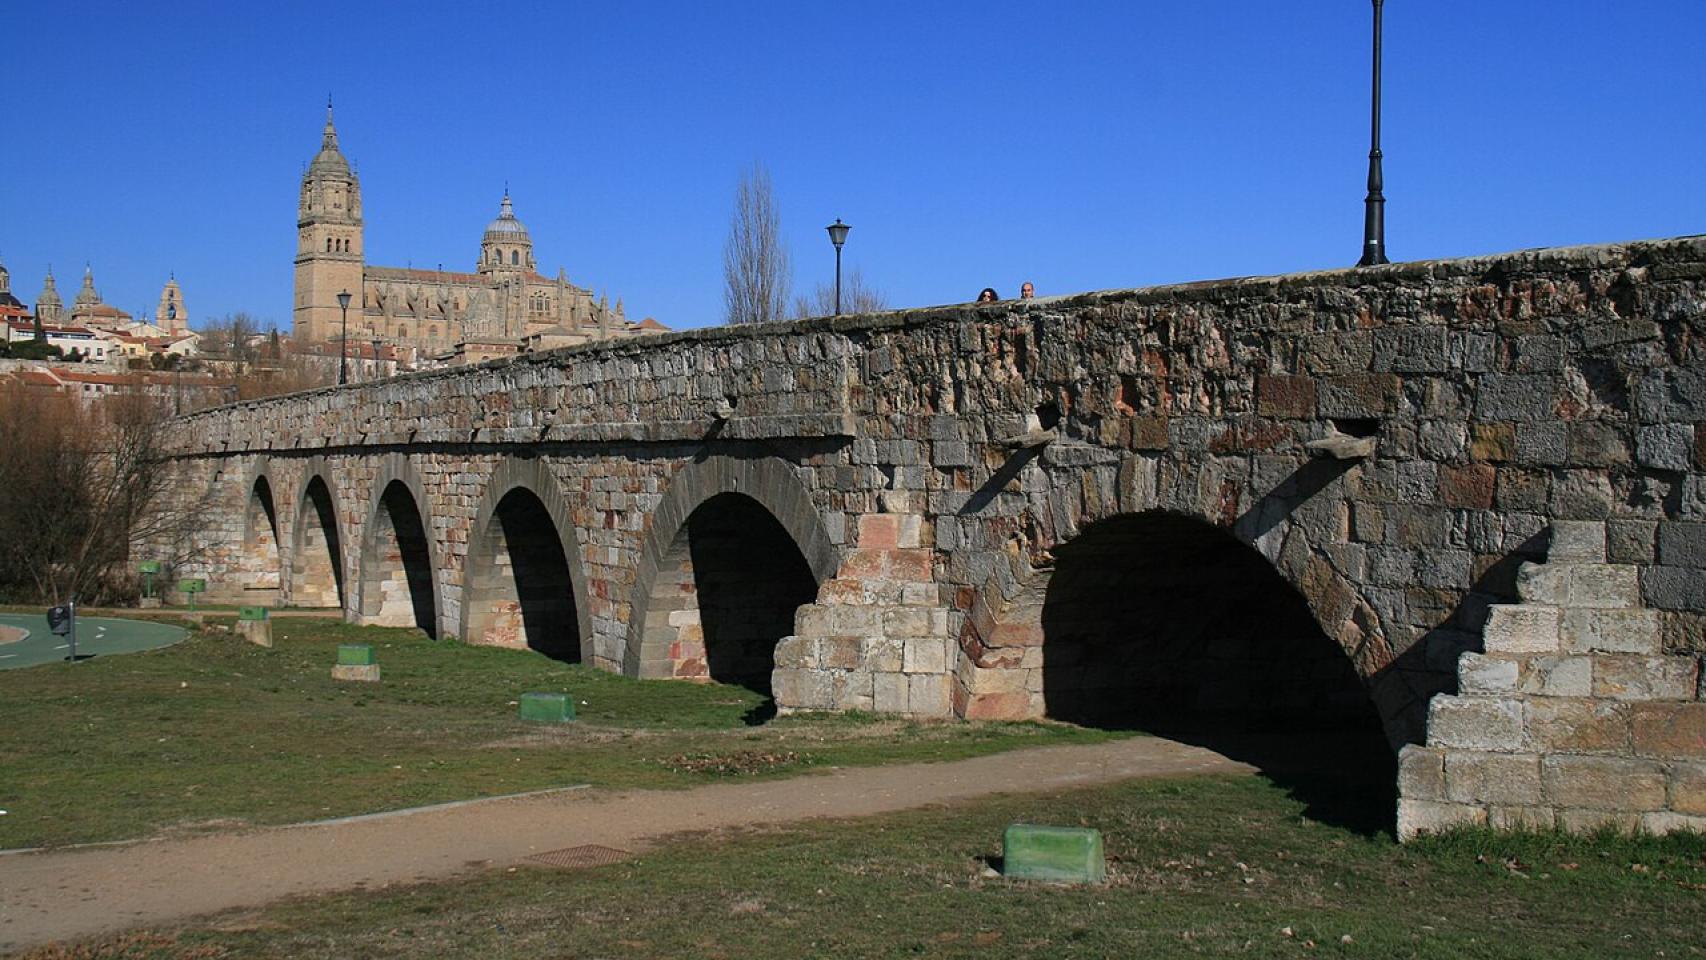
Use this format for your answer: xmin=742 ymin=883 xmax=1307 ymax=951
xmin=1483 ymin=604 xmax=1561 ymax=654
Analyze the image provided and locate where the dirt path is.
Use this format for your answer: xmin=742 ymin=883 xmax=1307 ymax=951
xmin=0 ymin=738 xmax=1247 ymax=952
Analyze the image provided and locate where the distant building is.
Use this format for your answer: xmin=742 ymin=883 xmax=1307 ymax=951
xmin=292 ymin=101 xmax=667 ymax=354
xmin=2 ymin=319 xmax=119 ymax=361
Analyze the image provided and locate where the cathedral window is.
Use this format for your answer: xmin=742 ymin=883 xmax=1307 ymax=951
xmin=326 ymin=238 xmax=333 ymax=252
xmin=511 ymin=250 xmax=520 ymax=265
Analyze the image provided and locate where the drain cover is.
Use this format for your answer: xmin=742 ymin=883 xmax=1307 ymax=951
xmin=525 ymin=844 xmax=632 ymax=869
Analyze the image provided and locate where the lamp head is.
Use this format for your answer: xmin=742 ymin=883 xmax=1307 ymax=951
xmin=825 ymin=219 xmax=851 ymax=249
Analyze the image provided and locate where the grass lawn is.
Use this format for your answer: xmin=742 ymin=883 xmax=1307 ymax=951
xmin=0 ymin=618 xmax=1121 ymax=849
xmin=29 ymin=774 xmax=1706 ymax=960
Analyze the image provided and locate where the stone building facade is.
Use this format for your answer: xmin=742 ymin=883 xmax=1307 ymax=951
xmin=292 ymin=104 xmax=652 ymax=356
xmin=153 ymin=235 xmax=1706 ymax=837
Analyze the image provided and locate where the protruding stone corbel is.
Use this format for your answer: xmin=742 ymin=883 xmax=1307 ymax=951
xmin=998 ymin=427 xmax=1057 ymax=450
xmin=1306 ymin=430 xmax=1378 ymax=460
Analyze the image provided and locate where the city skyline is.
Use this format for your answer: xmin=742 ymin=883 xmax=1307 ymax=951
xmin=3 ymin=0 xmax=1703 ymax=332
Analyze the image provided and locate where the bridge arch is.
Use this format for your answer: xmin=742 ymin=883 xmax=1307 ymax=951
xmin=356 ymin=454 xmax=441 ymax=638
xmin=624 ymin=456 xmax=839 ymax=691
xmin=955 ymin=503 xmax=1395 ymax=801
xmin=238 ymin=457 xmax=283 ymax=603
xmin=460 ymin=456 xmax=593 ymax=663
xmin=288 ymin=457 xmax=348 ymax=612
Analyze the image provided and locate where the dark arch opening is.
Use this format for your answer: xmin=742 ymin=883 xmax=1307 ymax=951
xmin=361 ymin=480 xmax=437 ymax=637
xmin=647 ymin=492 xmax=819 ymax=699
xmin=1040 ymin=511 xmax=1393 ymax=834
xmin=244 ymin=476 xmax=282 ymax=600
xmin=292 ymin=476 xmax=344 ymax=609
xmin=466 ymin=487 xmax=579 ymax=662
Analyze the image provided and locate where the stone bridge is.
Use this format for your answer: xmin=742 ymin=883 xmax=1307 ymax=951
xmin=153 ymin=236 xmax=1706 ymax=836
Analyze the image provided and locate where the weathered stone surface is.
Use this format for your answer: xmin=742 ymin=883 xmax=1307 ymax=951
xmin=1549 ymin=521 xmax=1606 ymax=562
xmin=1592 ymin=655 xmax=1699 ymax=701
xmin=1444 ymin=751 xmax=1542 ymax=805
xmin=1670 ymin=762 xmax=1706 ymax=816
xmin=1561 ymin=608 xmax=1661 ymax=654
xmin=1397 ymin=745 xmax=1446 ymax=802
xmin=1397 ymin=799 xmax=1486 ymax=840
xmin=1541 ymin=755 xmax=1667 ymax=811
xmin=1427 ymin=696 xmax=1523 ymax=751
xmin=1525 ymin=698 xmax=1630 ymax=753
xmin=1515 ymin=655 xmax=1593 ymax=698
xmin=1457 ymin=653 xmax=1519 ymax=695
xmin=1482 ymin=604 xmax=1561 ymax=654
xmin=1630 ymin=702 xmax=1706 ymax=759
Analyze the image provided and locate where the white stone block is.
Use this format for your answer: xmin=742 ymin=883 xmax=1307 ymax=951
xmin=1482 ymin=604 xmax=1561 ymax=654
xmin=1561 ymin=608 xmax=1661 ymax=655
xmin=1550 ymin=521 xmax=1606 ymax=562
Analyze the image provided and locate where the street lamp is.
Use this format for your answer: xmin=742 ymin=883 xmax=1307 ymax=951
xmin=825 ymin=219 xmax=850 ymax=315
xmin=372 ymin=337 xmax=382 ymax=381
xmin=1357 ymin=0 xmax=1389 ymax=267
xmin=336 ymin=289 xmax=351 ymax=384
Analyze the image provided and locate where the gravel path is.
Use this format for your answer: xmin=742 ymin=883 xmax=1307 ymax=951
xmin=0 ymin=737 xmax=1247 ymax=952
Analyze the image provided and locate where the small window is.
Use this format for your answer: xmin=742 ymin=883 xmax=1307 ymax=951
xmin=511 ymin=250 xmax=519 ymax=265
xmin=325 ymin=238 xmax=333 ymax=252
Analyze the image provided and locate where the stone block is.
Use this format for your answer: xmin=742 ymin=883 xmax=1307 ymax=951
xmin=1542 ymin=755 xmax=1667 ymax=811
xmin=773 ymin=634 xmax=816 ymax=669
xmin=1438 ymin=464 xmax=1495 ymax=509
xmin=863 ymin=636 xmax=904 ymax=672
xmin=1636 ymin=423 xmax=1694 ymax=471
xmin=331 ymin=664 xmax=381 ymax=683
xmin=1444 ymin=751 xmax=1542 ymax=805
xmin=1255 ymin=375 xmax=1315 ymax=419
xmin=873 ymin=672 xmax=909 ymax=713
xmin=1657 ymin=521 xmax=1706 ymax=568
xmin=1397 ymin=799 xmax=1486 ymax=841
xmin=821 ymin=636 xmax=863 ymax=670
xmin=1556 ymin=809 xmax=1641 ymax=834
xmin=1630 ymin=702 xmax=1706 ymax=759
xmin=1470 ymin=422 xmax=1516 ymax=462
xmin=1515 ymin=562 xmax=1567 ymax=605
xmin=1567 ymin=564 xmax=1640 ymax=609
xmin=1592 ymin=655 xmax=1699 ymax=701
xmin=1516 ymin=655 xmax=1593 ymax=698
xmin=1549 ymin=521 xmax=1606 ymax=562
xmin=962 ymin=690 xmax=1032 ymax=720
xmin=1426 ymin=696 xmax=1523 ymax=751
xmin=857 ymin=513 xmax=899 ymax=550
xmin=1457 ymin=653 xmax=1519 ymax=695
xmin=1561 ymin=608 xmax=1661 ymax=655
xmin=1488 ymin=806 xmax=1557 ymax=831
xmin=1643 ymin=566 xmax=1706 ymax=613
xmin=1671 ymin=763 xmax=1706 ymax=815
xmin=1640 ymin=811 xmax=1706 ymax=836
xmin=1482 ymin=604 xmax=1560 ymax=654
xmin=1397 ymin=745 xmax=1446 ymax=801
xmin=907 ymin=673 xmax=950 ymax=716
xmin=237 ymin=618 xmax=273 ymax=648
xmin=518 ymin=692 xmax=575 ymax=723
xmin=1525 ymin=698 xmax=1630 ymax=753
xmin=903 ymin=636 xmax=948 ymax=675
xmin=1002 ymin=824 xmax=1106 ymax=884
xmin=883 ymin=607 xmax=932 ymax=637
xmin=1606 ymin=519 xmax=1657 ymax=565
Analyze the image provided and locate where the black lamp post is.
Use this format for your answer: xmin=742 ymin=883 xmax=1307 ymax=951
xmin=336 ymin=289 xmax=351 ymax=384
xmin=1357 ymin=0 xmax=1389 ymax=267
xmin=825 ymin=219 xmax=850 ymax=314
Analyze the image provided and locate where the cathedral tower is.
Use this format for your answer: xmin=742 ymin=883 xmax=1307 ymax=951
xmin=478 ymin=191 xmax=535 ymax=277
xmin=293 ymin=100 xmax=364 ymax=343
xmin=35 ymin=269 xmax=63 ymax=325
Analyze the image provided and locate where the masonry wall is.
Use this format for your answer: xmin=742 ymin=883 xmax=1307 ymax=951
xmin=152 ymin=236 xmax=1706 ymax=763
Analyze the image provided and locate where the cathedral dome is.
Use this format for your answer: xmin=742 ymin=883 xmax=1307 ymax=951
xmin=307 ymin=101 xmax=353 ymax=178
xmin=483 ymin=193 xmax=530 ymax=240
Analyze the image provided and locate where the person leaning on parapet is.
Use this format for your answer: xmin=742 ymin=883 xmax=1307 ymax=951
xmin=1019 ymin=281 xmax=1035 ymax=299
xmin=976 ymin=287 xmax=999 ymax=303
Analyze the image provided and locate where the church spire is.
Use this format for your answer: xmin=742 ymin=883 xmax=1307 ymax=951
xmin=323 ymin=95 xmax=338 ymax=150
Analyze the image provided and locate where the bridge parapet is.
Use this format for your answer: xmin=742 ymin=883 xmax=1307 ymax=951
xmin=149 ymin=235 xmax=1706 ymax=807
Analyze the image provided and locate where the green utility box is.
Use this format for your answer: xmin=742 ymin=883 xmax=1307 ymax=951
xmin=519 ymin=692 xmax=575 ymax=723
xmin=238 ymin=606 xmax=269 ymax=621
xmin=237 ymin=606 xmax=273 ymax=647
xmin=1002 ymin=824 xmax=1106 ymax=884
xmin=337 ymin=644 xmax=376 ymax=666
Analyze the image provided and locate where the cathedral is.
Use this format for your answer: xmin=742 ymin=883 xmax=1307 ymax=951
xmin=293 ymin=103 xmax=650 ymax=353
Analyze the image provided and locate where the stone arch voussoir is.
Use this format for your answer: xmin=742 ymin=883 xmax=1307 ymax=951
xmin=459 ymin=455 xmax=594 ymax=662
xmin=357 ymin=453 xmax=443 ymax=637
xmin=623 ymin=455 xmax=839 ymax=680
xmin=288 ymin=455 xmax=350 ymax=615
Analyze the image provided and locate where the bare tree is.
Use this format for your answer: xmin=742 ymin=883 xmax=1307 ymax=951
xmin=792 ymin=266 xmax=889 ymax=319
xmin=0 ymin=384 xmax=187 ymax=604
xmin=723 ymin=163 xmax=791 ymax=325
xmin=199 ymin=312 xmax=263 ymax=362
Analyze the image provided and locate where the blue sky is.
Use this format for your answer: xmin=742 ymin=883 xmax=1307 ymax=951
xmin=3 ymin=1 xmax=1702 ymax=332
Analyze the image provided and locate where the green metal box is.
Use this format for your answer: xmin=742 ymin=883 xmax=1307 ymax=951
xmin=336 ymin=644 xmax=376 ymax=666
xmin=519 ymin=692 xmax=575 ymax=723
xmin=237 ymin=606 xmax=269 ymax=621
xmin=1002 ymin=824 xmax=1106 ymax=883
